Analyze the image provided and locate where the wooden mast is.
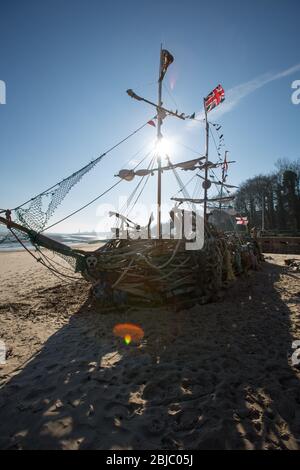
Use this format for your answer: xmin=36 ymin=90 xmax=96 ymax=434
xmin=157 ymin=44 xmax=163 ymax=239
xmin=203 ymin=100 xmax=209 ymax=219
xmin=219 ymin=150 xmax=228 ymax=212
xmin=262 ymin=194 xmax=265 ymax=232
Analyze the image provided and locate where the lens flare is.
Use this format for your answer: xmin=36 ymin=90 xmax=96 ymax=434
xmin=156 ymin=137 xmax=172 ymax=156
xmin=124 ymin=334 xmax=131 ymax=345
xmin=113 ymin=323 xmax=144 ymax=345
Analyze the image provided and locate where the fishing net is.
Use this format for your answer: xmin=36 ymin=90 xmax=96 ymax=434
xmin=0 ymin=118 xmax=150 ymax=246
xmin=15 ymin=158 xmax=100 ymax=233
xmin=0 ymin=155 xmax=103 ymax=252
xmin=0 ymin=226 xmax=30 ymax=249
xmin=0 ymin=157 xmax=103 ymax=277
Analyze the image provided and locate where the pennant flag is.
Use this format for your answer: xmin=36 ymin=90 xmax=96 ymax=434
xmin=188 ymin=112 xmax=196 ymax=119
xmin=147 ymin=120 xmax=156 ymax=127
xmin=236 ymin=217 xmax=249 ymax=225
xmin=159 ymin=49 xmax=174 ymax=82
xmin=216 ymin=125 xmax=222 ymax=131
xmin=204 ymin=85 xmax=225 ymax=113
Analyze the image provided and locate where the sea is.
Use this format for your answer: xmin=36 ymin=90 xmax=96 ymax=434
xmin=0 ymin=232 xmax=109 ymax=252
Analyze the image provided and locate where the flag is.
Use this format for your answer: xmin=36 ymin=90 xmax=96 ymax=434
xmin=159 ymin=49 xmax=174 ymax=82
xmin=204 ymin=84 xmax=225 ymax=113
xmin=236 ymin=217 xmax=248 ymax=225
xmin=147 ymin=120 xmax=156 ymax=127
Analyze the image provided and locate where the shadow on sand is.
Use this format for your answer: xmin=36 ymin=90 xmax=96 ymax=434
xmin=0 ymin=261 xmax=299 ymax=449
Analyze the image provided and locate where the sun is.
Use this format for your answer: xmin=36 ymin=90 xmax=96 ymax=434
xmin=155 ymin=137 xmax=173 ymax=156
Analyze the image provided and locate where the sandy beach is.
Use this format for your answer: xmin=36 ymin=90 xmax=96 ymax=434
xmin=0 ymin=249 xmax=300 ymax=450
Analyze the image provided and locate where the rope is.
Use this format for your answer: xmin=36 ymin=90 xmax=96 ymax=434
xmin=13 ymin=118 xmax=155 ymax=212
xmin=177 ymin=141 xmax=204 ymax=157
xmin=115 ymin=151 xmax=156 ymax=227
xmin=163 ymin=83 xmax=179 ymax=109
xmin=37 ymin=248 xmax=78 ymax=274
xmin=42 ymin=144 xmax=157 ymax=233
xmin=34 ymin=245 xmax=83 ymax=280
xmin=209 ymin=127 xmax=222 ymax=160
xmin=112 ymin=258 xmax=135 ymax=289
xmin=125 ymin=155 xmax=156 ymax=219
xmin=8 ymin=228 xmax=70 ymax=282
xmin=40 ymin=179 xmax=122 ymax=233
xmin=138 ymin=238 xmax=182 ymax=271
xmin=173 ymin=173 xmax=197 ymax=197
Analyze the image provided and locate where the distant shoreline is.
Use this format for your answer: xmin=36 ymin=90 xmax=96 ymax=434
xmin=0 ymin=234 xmax=109 ymax=253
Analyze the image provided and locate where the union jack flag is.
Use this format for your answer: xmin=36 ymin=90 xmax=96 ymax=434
xmin=204 ymin=84 xmax=225 ymax=113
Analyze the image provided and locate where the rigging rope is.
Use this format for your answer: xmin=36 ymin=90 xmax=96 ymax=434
xmin=43 ymin=144 xmax=157 ymax=233
xmin=8 ymin=227 xmax=81 ymax=281
xmin=1 ymin=118 xmax=155 ymax=238
xmin=41 ymin=179 xmax=123 ymax=233
xmin=125 ymin=155 xmax=156 ymax=220
xmin=14 ymin=118 xmax=154 ymax=212
xmin=114 ymin=149 xmax=156 ymax=228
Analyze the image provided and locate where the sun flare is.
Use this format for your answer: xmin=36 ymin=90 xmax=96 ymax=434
xmin=155 ymin=137 xmax=173 ymax=156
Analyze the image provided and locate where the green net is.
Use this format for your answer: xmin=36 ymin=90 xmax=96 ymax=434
xmin=0 ymin=160 xmax=103 ymax=280
xmin=15 ymin=158 xmax=100 ymax=233
xmin=0 ymin=155 xmax=103 ymax=251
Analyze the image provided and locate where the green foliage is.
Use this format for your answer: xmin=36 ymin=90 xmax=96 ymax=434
xmin=235 ymin=158 xmax=300 ymax=232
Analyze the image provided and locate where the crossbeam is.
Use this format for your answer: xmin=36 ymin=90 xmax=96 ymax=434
xmin=126 ymin=89 xmax=186 ymax=120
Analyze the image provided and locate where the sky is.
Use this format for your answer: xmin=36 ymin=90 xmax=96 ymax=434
xmin=0 ymin=0 xmax=299 ymax=233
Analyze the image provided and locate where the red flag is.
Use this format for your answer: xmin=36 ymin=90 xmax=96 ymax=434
xmin=236 ymin=217 xmax=248 ymax=225
xmin=147 ymin=120 xmax=156 ymax=127
xmin=204 ymin=84 xmax=225 ymax=113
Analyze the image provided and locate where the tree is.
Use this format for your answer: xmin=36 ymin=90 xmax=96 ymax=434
xmin=234 ymin=159 xmax=300 ymax=232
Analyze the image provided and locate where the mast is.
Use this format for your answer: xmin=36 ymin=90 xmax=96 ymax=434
xmin=219 ymin=150 xmax=228 ymax=212
xmin=262 ymin=194 xmax=265 ymax=231
xmin=219 ymin=180 xmax=223 ymax=212
xmin=203 ymin=100 xmax=209 ymax=219
xmin=157 ymin=44 xmax=163 ymax=239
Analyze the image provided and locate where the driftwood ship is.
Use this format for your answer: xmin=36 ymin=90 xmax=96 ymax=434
xmin=0 ymin=47 xmax=262 ymax=309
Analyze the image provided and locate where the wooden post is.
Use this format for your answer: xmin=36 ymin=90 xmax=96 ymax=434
xmin=219 ymin=182 xmax=223 ymax=212
xmin=157 ymin=45 xmax=163 ymax=239
xmin=262 ymin=194 xmax=265 ymax=232
xmin=219 ymin=151 xmax=228 ymax=212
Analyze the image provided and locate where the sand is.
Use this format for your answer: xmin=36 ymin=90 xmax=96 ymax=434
xmin=0 ymin=249 xmax=300 ymax=450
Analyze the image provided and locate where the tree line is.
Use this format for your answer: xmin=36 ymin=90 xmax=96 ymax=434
xmin=234 ymin=158 xmax=300 ymax=233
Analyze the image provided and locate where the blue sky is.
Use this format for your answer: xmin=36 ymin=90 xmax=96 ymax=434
xmin=0 ymin=0 xmax=299 ymax=233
